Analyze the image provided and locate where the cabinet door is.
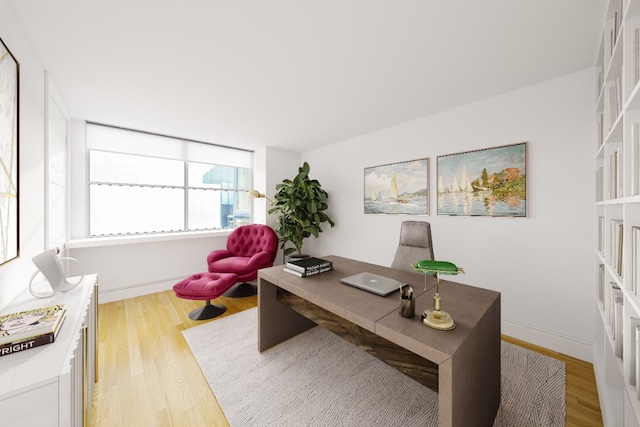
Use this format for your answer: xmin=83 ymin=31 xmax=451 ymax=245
xmin=0 ymin=382 xmax=59 ymax=425
xmin=59 ymin=325 xmax=88 ymax=427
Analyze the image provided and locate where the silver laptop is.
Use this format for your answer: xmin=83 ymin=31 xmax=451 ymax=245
xmin=340 ymin=272 xmax=404 ymax=296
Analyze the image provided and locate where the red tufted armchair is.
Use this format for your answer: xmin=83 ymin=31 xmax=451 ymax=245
xmin=207 ymin=224 xmax=278 ymax=297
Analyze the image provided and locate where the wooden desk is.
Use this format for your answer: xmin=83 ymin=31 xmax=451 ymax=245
xmin=258 ymin=255 xmax=501 ymax=427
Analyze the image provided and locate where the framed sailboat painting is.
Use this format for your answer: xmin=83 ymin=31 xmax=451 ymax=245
xmin=436 ymin=142 xmax=527 ymax=217
xmin=364 ymin=158 xmax=428 ymax=215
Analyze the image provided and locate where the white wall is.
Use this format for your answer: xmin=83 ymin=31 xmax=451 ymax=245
xmin=0 ymin=1 xmax=47 ymax=311
xmin=302 ymin=68 xmax=595 ymax=361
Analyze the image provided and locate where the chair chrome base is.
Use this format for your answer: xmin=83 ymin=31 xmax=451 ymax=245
xmin=223 ymin=282 xmax=257 ymax=298
xmin=189 ymin=300 xmax=227 ymax=320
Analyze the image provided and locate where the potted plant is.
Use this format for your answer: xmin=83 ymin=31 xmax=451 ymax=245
xmin=269 ymin=162 xmax=335 ymax=258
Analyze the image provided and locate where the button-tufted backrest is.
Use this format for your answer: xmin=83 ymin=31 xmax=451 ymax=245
xmin=226 ymin=224 xmax=279 ymax=261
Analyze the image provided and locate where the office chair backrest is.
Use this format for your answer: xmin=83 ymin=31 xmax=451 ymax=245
xmin=391 ymin=221 xmax=434 ymax=273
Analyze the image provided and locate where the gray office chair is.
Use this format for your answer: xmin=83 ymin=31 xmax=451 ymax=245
xmin=391 ymin=221 xmax=434 ymax=273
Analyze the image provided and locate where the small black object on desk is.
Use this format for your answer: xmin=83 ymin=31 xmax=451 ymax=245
xmin=399 ymin=285 xmax=415 ymax=318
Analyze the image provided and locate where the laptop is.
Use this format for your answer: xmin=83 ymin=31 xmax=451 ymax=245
xmin=340 ymin=272 xmax=405 ymax=296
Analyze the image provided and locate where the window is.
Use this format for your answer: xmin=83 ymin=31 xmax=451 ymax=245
xmin=86 ymin=123 xmax=253 ymax=236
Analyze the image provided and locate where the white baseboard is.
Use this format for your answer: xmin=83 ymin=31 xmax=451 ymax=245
xmin=98 ymin=278 xmax=179 ymax=303
xmin=502 ymin=316 xmax=593 ymax=363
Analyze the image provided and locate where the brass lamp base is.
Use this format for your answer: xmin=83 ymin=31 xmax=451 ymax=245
xmin=421 ymin=308 xmax=456 ymax=331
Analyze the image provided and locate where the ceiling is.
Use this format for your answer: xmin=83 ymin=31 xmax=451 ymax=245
xmin=8 ymin=1 xmax=606 ymax=153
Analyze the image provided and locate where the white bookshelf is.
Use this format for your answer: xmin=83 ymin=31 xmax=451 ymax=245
xmin=596 ymin=1 xmax=640 ymax=426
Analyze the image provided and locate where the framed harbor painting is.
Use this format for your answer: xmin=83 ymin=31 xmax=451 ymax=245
xmin=364 ymin=158 xmax=428 ymax=215
xmin=0 ymin=37 xmax=19 ymax=264
xmin=437 ymin=142 xmax=526 ymax=217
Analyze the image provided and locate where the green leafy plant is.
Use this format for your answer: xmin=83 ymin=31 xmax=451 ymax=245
xmin=268 ymin=162 xmax=335 ymax=257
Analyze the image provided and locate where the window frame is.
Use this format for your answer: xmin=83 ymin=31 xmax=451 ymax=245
xmin=85 ymin=124 xmax=253 ymax=237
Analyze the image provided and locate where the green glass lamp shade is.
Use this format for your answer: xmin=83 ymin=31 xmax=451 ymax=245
xmin=412 ymin=259 xmax=464 ymax=275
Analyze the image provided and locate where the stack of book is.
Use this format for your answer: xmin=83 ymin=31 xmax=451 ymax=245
xmin=284 ymin=257 xmax=333 ymax=277
xmin=0 ymin=304 xmax=67 ymax=357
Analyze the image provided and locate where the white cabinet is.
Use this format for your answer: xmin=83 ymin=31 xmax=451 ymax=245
xmin=0 ymin=274 xmax=98 ymax=426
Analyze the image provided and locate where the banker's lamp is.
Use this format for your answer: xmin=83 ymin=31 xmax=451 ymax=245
xmin=412 ymin=260 xmax=464 ymax=331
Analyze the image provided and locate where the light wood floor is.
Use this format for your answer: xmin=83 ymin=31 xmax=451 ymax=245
xmin=90 ymin=290 xmax=603 ymax=427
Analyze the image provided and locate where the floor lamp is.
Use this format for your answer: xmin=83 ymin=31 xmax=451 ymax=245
xmin=249 ymin=189 xmax=286 ymax=264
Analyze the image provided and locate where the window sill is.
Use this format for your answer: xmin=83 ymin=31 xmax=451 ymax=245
xmin=65 ymin=229 xmax=233 ymax=249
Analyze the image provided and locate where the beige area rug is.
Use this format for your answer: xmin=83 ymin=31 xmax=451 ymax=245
xmin=183 ymin=308 xmax=565 ymax=427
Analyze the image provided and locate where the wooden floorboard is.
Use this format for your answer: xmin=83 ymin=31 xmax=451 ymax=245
xmin=90 ymin=290 xmax=603 ymax=427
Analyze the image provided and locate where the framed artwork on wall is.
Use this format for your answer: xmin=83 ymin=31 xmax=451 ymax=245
xmin=364 ymin=158 xmax=428 ymax=215
xmin=437 ymin=142 xmax=527 ymax=217
xmin=0 ymin=37 xmax=19 ymax=265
